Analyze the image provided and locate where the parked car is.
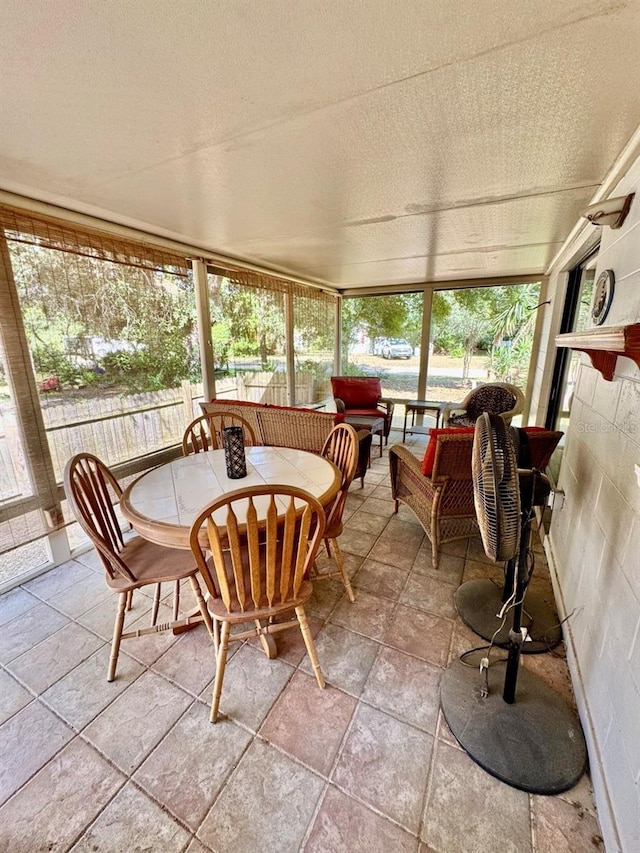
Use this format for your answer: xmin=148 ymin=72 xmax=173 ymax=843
xmin=381 ymin=338 xmax=413 ymax=359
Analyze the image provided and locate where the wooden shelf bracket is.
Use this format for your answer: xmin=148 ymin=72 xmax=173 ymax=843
xmin=555 ymin=324 xmax=640 ymax=381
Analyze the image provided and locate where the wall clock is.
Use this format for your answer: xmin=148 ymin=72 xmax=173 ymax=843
xmin=591 ymin=269 xmax=615 ymax=326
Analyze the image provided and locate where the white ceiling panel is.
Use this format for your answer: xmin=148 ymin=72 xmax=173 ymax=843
xmin=1 ymin=0 xmax=639 ymax=288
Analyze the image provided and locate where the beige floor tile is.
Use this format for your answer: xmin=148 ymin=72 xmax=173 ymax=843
xmin=436 ymin=709 xmax=463 ymax=749
xmin=0 ymin=587 xmax=40 ymax=628
xmin=413 ymin=548 xmax=465 ymax=586
xmin=362 ymin=646 xmax=441 ymax=734
xmin=336 ymin=526 xmax=378 ymax=557
xmin=122 ymin=601 xmax=183 ymax=666
xmin=383 ymin=516 xmax=425 ymax=545
xmin=344 ymin=510 xmax=390 ymax=536
xmin=353 ymin=558 xmax=409 ymax=600
xmin=449 ymin=620 xmax=487 ymax=664
xmin=8 ymin=622 xmax=104 ymax=694
xmin=0 ymin=738 xmax=123 ymax=853
xmin=260 ymin=670 xmax=356 ymax=776
xmin=329 ymin=589 xmax=395 ymax=640
xmin=466 ymin=536 xmax=501 ymax=565
xmin=531 ymin=793 xmax=604 ymax=852
xmin=371 ymin=534 xmax=422 ymax=571
xmin=299 ymin=622 xmax=379 ymax=697
xmin=200 ymin=643 xmax=293 ymax=730
xmin=0 ymin=669 xmax=33 ymax=724
xmin=359 ymin=496 xmax=397 ymax=518
xmin=82 ymin=671 xmax=192 ymax=774
xmin=71 ymin=782 xmax=189 ymax=852
xmin=22 ymin=560 xmax=93 ymax=600
xmin=198 ymin=739 xmax=324 ymax=853
xmin=306 ymin=577 xmax=346 ymax=619
xmin=422 ymin=741 xmax=532 ymax=852
xmin=384 ymin=604 xmax=453 ymax=668
xmin=557 ymin=771 xmax=599 ymax=817
xmin=0 ymin=701 xmax=73 ymax=806
xmin=440 ymin=537 xmax=470 ymax=558
xmin=134 ymin=701 xmax=252 ymax=830
xmin=185 ymin=839 xmax=212 ymax=853
xmin=42 ymin=646 xmax=144 ymax=730
xmin=152 ymin=624 xmax=216 ymax=696
xmin=462 ymin=557 xmax=504 ymax=582
xmin=401 ymin=574 xmax=457 ymax=620
xmin=305 ymin=785 xmax=418 ymax=853
xmin=333 ymin=703 xmax=433 ymax=833
xmin=47 ymin=571 xmax=112 ymax=618
xmin=71 ymin=547 xmax=106 ymax=572
xmin=77 ymin=595 xmax=124 ymax=640
xmin=0 ymin=603 xmax=69 ymax=664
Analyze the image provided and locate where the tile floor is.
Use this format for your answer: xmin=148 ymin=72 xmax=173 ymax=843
xmin=0 ymin=432 xmax=605 ymax=852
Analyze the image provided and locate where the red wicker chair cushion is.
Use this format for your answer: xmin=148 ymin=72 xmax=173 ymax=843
xmin=421 ymin=428 xmax=474 ymax=476
xmin=331 ymin=377 xmax=381 ymax=408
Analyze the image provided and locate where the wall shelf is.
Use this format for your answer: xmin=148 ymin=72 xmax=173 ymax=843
xmin=555 ymin=324 xmax=640 ymax=381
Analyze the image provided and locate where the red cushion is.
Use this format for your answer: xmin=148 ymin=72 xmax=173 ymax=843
xmin=331 ymin=377 xmax=381 ymax=408
xmin=421 ymin=427 xmax=475 ymax=476
xmin=420 ymin=425 xmax=558 ymax=477
xmin=342 ymin=407 xmax=387 ymax=419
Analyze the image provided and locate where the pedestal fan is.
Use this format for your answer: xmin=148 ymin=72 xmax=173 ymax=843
xmin=440 ymin=413 xmax=586 ymax=794
xmin=454 ymin=426 xmax=563 ymax=653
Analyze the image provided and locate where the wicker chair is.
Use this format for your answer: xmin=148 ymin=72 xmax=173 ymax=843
xmin=443 ymin=382 xmax=525 ymax=427
xmin=330 ymin=377 xmax=395 ymax=444
xmin=389 ymin=426 xmax=563 ymax=569
xmin=189 ymin=485 xmax=327 ymax=722
xmin=390 ymin=431 xmax=478 ymax=569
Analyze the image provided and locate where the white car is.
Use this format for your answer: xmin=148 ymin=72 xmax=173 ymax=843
xmin=382 ymin=338 xmax=413 ymax=359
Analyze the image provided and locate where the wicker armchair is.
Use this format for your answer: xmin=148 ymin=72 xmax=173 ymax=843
xmin=390 ymin=431 xmax=477 ymax=569
xmin=390 ymin=426 xmax=562 ymax=569
xmin=330 ymin=377 xmax=395 ymax=443
xmin=443 ymin=382 xmax=525 ymax=427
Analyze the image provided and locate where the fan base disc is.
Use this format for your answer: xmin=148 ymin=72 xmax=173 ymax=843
xmin=440 ymin=659 xmax=586 ymax=794
xmin=455 ymin=579 xmax=562 ymax=653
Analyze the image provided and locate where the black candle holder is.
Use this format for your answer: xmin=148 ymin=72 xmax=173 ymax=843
xmin=223 ymin=426 xmax=247 ymax=479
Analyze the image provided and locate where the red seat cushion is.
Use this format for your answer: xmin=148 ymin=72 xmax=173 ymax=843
xmin=421 ymin=427 xmax=475 ymax=476
xmin=420 ymin=425 xmax=557 ymax=477
xmin=331 ymin=377 xmax=381 ymax=408
xmin=342 ymin=407 xmax=387 ymax=420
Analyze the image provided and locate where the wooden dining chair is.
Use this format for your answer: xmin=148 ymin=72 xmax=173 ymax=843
xmin=311 ymin=423 xmax=359 ymax=602
xmin=64 ymin=452 xmax=214 ymax=681
xmin=189 ymin=484 xmax=327 ymax=722
xmin=182 ymin=412 xmax=257 ymax=455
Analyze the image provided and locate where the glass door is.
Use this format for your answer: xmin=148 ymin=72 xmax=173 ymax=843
xmin=545 ymin=248 xmax=598 ymax=485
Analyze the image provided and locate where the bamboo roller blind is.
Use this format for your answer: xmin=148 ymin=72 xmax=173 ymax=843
xmin=0 ymin=204 xmax=191 ymax=276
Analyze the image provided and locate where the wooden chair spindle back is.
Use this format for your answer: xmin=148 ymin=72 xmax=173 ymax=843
xmin=190 ymin=486 xmax=325 ymax=613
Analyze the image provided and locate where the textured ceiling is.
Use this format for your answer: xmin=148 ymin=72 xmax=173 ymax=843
xmin=1 ymin=0 xmax=640 ymax=289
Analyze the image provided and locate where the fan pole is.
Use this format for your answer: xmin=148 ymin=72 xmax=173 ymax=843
xmin=503 ymin=513 xmax=531 ymax=703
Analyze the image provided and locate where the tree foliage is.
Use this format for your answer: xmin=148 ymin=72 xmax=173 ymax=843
xmin=9 ymin=242 xmax=198 ymax=392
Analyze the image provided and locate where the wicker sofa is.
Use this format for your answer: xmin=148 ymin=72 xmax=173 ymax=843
xmin=389 ymin=426 xmax=562 ymax=568
xmin=201 ymin=398 xmax=372 ymax=487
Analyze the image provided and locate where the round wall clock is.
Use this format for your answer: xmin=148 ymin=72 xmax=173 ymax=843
xmin=591 ymin=269 xmax=615 ymax=326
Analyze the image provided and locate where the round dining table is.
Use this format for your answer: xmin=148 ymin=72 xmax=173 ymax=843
xmin=120 ymin=446 xmax=341 ymax=655
xmin=120 ymin=445 xmax=341 ymax=550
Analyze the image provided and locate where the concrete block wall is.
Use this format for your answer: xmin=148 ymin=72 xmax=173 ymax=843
xmin=540 ymin=155 xmax=640 ymax=852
